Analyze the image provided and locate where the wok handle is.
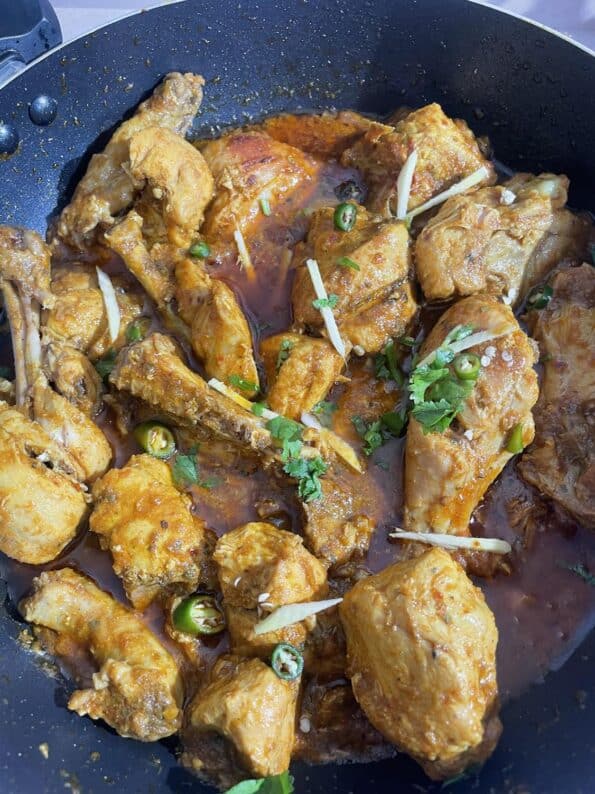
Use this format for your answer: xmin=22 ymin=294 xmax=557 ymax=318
xmin=0 ymin=0 xmax=62 ymax=88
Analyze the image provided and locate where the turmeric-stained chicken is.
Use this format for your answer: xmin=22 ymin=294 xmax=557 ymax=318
xmin=21 ymin=568 xmax=183 ymax=740
xmin=341 ymin=102 xmax=495 ymax=216
xmin=90 ymin=454 xmax=216 ymax=609
xmin=181 ymin=655 xmax=298 ymax=789
xmin=415 ymin=173 xmax=591 ymax=303
xmin=213 ymin=522 xmax=328 ymax=657
xmin=340 ymin=548 xmax=501 ymax=779
xmin=519 ymin=264 xmax=595 ymax=528
xmin=404 ymin=296 xmax=538 ymax=545
xmin=292 ymin=206 xmax=417 ymax=353
xmin=260 ymin=110 xmax=373 ymax=159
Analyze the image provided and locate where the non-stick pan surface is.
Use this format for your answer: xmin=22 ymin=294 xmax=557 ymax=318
xmin=0 ymin=1 xmax=593 ymax=792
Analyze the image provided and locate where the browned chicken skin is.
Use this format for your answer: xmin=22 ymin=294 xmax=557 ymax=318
xmin=341 ymin=103 xmax=495 ymax=216
xmin=415 ymin=173 xmax=591 ymax=304
xmin=340 ymin=548 xmax=501 ymax=779
xmin=519 ymin=264 xmax=595 ymax=528
xmin=404 ymin=296 xmax=538 ymax=546
xmin=259 ymin=110 xmax=373 ymax=159
xmin=21 ymin=568 xmax=183 ymax=740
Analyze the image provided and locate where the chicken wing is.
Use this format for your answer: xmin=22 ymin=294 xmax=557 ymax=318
xmin=43 ymin=264 xmax=145 ymax=360
xmin=56 ymin=72 xmax=205 ymax=248
xmin=340 ymin=548 xmax=501 ymax=779
xmin=21 ymin=568 xmax=183 ymax=740
xmin=341 ymin=103 xmax=495 ymax=217
xmin=260 ymin=332 xmax=344 ymax=419
xmin=90 ymin=454 xmax=217 ymax=609
xmin=519 ymin=264 xmax=595 ymax=528
xmin=404 ymin=296 xmax=538 ymax=547
xmin=414 ymin=173 xmax=591 ymax=304
xmin=292 ymin=207 xmax=417 ymax=353
xmin=0 ymin=402 xmax=87 ymax=563
xmin=181 ymin=655 xmax=298 ymax=789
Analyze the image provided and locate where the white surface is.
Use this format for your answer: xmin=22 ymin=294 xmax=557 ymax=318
xmin=53 ymin=0 xmax=595 ymax=50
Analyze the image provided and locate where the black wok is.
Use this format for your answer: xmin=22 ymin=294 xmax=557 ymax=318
xmin=0 ymin=1 xmax=593 ymax=791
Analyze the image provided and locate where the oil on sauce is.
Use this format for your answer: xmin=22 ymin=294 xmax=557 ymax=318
xmin=0 ymin=118 xmax=594 ymax=756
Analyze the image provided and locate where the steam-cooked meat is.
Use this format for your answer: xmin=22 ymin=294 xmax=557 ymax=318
xmin=341 ymin=103 xmax=495 ymax=216
xmin=181 ymin=655 xmax=298 ymax=789
xmin=214 ymin=522 xmax=327 ymax=657
xmin=260 ymin=332 xmax=344 ymax=419
xmin=90 ymin=454 xmax=217 ymax=609
xmin=415 ymin=173 xmax=591 ymax=304
xmin=340 ymin=548 xmax=501 ymax=779
xmin=260 ymin=110 xmax=373 ymax=159
xmin=292 ymin=207 xmax=417 ymax=353
xmin=43 ymin=264 xmax=145 ymax=361
xmin=0 ymin=403 xmax=87 ymax=564
xmin=201 ymin=130 xmax=318 ymax=243
xmin=404 ymin=296 xmax=538 ymax=546
xmin=56 ymin=72 xmax=205 ymax=248
xmin=43 ymin=342 xmax=103 ymax=417
xmin=519 ymin=264 xmax=595 ymax=528
xmin=21 ymin=568 xmax=183 ymax=740
xmin=175 ymin=255 xmax=259 ymax=396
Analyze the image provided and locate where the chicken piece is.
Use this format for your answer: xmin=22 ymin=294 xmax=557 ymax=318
xmin=341 ymin=103 xmax=495 ymax=216
xmin=175 ymin=256 xmax=259 ymax=396
xmin=292 ymin=207 xmax=417 ymax=353
xmin=0 ymin=227 xmax=112 ymax=481
xmin=21 ymin=568 xmax=183 ymax=740
xmin=43 ymin=264 xmax=145 ymax=360
xmin=201 ymin=130 xmax=318 ymax=242
xmin=519 ymin=264 xmax=595 ymax=528
xmin=0 ymin=378 xmax=15 ymax=404
xmin=260 ymin=332 xmax=344 ymax=419
xmin=414 ymin=173 xmax=591 ymax=304
xmin=56 ymin=72 xmax=205 ymax=248
xmin=127 ymin=127 xmax=214 ymax=248
xmin=181 ymin=655 xmax=298 ymax=789
xmin=260 ymin=110 xmax=373 ymax=159
xmin=294 ymin=681 xmax=392 ymax=764
xmin=340 ymin=548 xmax=501 ymax=779
xmin=404 ymin=296 xmax=538 ymax=545
xmin=0 ymin=402 xmax=87 ymax=563
xmin=44 ymin=342 xmax=103 ymax=416
xmin=90 ymin=454 xmax=217 ymax=609
xmin=110 ymin=333 xmax=273 ymax=455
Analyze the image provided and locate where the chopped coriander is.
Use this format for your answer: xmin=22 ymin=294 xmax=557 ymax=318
xmin=381 ymin=410 xmax=407 ymax=436
xmin=172 ymin=453 xmax=199 ymax=487
xmin=398 ymin=335 xmax=416 ymax=348
xmin=312 ymin=400 xmax=337 ymax=428
xmin=337 ymin=256 xmax=360 ymax=271
xmin=374 ymin=340 xmax=403 ymax=385
xmin=229 ymin=374 xmax=259 ymax=393
xmin=312 ymin=294 xmax=339 ymax=311
xmin=259 ymin=197 xmax=272 ymax=216
xmin=225 ymin=771 xmax=294 ymax=794
xmin=266 ymin=416 xmax=327 ymax=502
xmin=352 ymin=413 xmax=403 ymax=455
xmin=251 ymin=402 xmax=268 ymax=417
xmin=267 ymin=415 xmax=302 ymax=443
xmin=189 ymin=240 xmax=210 ymax=259
xmin=276 ymin=339 xmax=294 ymax=372
xmin=560 ymin=562 xmax=595 ymax=586
xmin=95 ymin=350 xmax=117 ymax=380
xmin=126 ymin=316 xmax=151 ymax=343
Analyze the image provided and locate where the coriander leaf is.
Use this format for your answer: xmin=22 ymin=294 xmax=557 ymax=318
xmin=398 ymin=335 xmax=416 ymax=348
xmin=281 ymin=438 xmax=303 ymax=461
xmin=297 ymin=456 xmax=328 ymax=502
xmin=381 ymin=410 xmax=407 ymax=437
xmin=171 ymin=454 xmax=199 ymax=487
xmin=351 ymin=416 xmax=394 ymax=456
xmin=252 ymin=402 xmax=268 ymax=417
xmin=375 ymin=340 xmax=403 ymax=384
xmin=337 ymin=256 xmax=360 ymax=271
xmin=408 ymin=365 xmax=449 ymax=405
xmin=95 ymin=350 xmax=117 ymax=380
xmin=276 ymin=339 xmax=295 ymax=372
xmin=560 ymin=562 xmax=595 ymax=586
xmin=312 ymin=400 xmax=337 ymax=428
xmin=0 ymin=365 xmax=13 ymax=379
xmin=374 ymin=353 xmax=390 ymax=380
xmin=434 ymin=346 xmax=455 ymax=366
xmin=312 ymin=294 xmax=339 ymax=310
xmin=444 ymin=323 xmax=473 ymax=344
xmin=351 ymin=415 xmax=367 ymax=437
xmin=263 ymin=772 xmax=294 ymax=794
xmin=411 ymin=399 xmax=454 ymax=433
xmin=229 ymin=374 xmax=259 ymax=393
xmin=267 ymin=416 xmax=302 ymax=443
xmin=224 ymin=780 xmax=265 ymax=794
xmin=198 ymin=475 xmax=221 ymax=490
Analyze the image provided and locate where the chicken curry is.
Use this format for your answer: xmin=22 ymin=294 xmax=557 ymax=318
xmin=0 ymin=72 xmax=594 ymax=792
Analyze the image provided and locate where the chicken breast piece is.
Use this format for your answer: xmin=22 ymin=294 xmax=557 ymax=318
xmin=90 ymin=454 xmax=217 ymax=609
xmin=259 ymin=110 xmax=373 ymax=159
xmin=175 ymin=256 xmax=259 ymax=396
xmin=0 ymin=403 xmax=87 ymax=564
xmin=404 ymin=296 xmax=538 ymax=545
xmin=340 ymin=548 xmax=501 ymax=779
xmin=341 ymin=103 xmax=495 ymax=216
xmin=260 ymin=332 xmax=344 ymax=419
xmin=56 ymin=72 xmax=205 ymax=248
xmin=519 ymin=264 xmax=595 ymax=528
xmin=110 ymin=333 xmax=272 ymax=452
xmin=201 ymin=130 xmax=318 ymax=242
xmin=43 ymin=264 xmax=145 ymax=360
xmin=181 ymin=654 xmax=298 ymax=789
xmin=21 ymin=568 xmax=183 ymax=740
xmin=414 ymin=173 xmax=591 ymax=304
xmin=292 ymin=207 xmax=417 ymax=353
